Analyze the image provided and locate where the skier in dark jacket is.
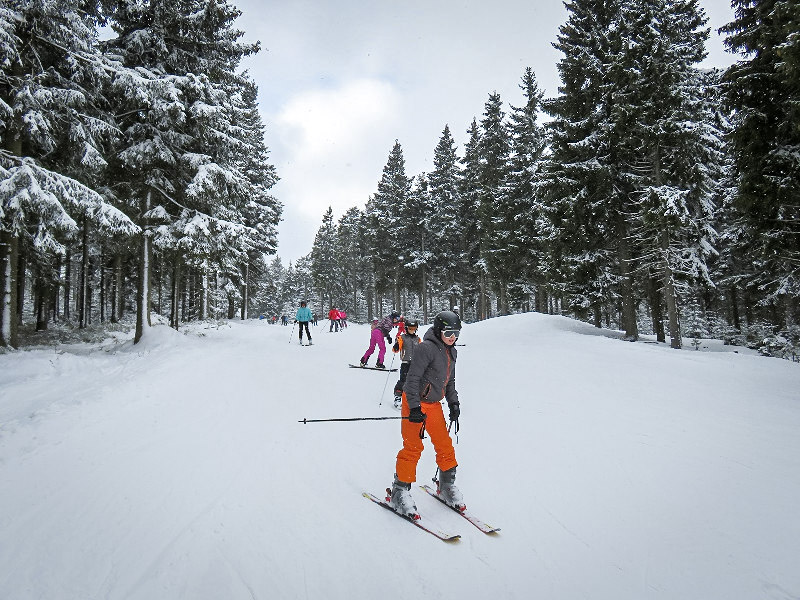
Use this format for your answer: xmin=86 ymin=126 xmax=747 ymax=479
xmin=387 ymin=310 xmax=464 ymax=519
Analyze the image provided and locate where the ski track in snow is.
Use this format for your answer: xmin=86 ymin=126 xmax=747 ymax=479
xmin=1 ymin=313 xmax=799 ymax=600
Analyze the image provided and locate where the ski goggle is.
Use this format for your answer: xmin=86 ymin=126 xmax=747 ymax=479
xmin=442 ymin=329 xmax=460 ymax=339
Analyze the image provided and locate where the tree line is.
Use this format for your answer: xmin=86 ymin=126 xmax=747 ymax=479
xmin=1 ymin=0 xmax=281 ymax=348
xmin=3 ymin=0 xmax=797 ymax=360
xmin=304 ymin=0 xmax=798 ymax=359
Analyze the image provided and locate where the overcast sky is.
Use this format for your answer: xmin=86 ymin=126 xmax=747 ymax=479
xmin=235 ymin=1 xmax=738 ymax=265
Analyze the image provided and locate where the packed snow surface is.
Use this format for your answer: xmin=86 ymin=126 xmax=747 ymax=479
xmin=1 ymin=313 xmax=799 ymax=599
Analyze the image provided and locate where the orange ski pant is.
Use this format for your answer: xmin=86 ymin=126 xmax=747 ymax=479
xmin=395 ymin=393 xmax=457 ymax=483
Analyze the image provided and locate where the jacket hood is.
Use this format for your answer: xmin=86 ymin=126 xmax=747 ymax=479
xmin=423 ymin=327 xmax=443 ymax=346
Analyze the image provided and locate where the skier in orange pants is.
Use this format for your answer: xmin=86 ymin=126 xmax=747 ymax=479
xmin=387 ymin=310 xmax=464 ymax=519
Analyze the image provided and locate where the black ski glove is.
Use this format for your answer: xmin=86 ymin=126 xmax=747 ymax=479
xmin=408 ymin=406 xmax=426 ymax=423
xmin=386 ymin=335 xmax=392 ymax=344
xmin=448 ymin=401 xmax=460 ymax=422
xmin=392 ymin=342 xmax=399 ymax=352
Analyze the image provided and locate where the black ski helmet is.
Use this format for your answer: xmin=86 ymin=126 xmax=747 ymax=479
xmin=390 ymin=310 xmax=401 ymax=322
xmin=432 ymin=310 xmax=461 ymax=334
xmin=300 ymin=300 xmax=307 ymax=307
xmin=404 ymin=319 xmax=419 ymax=329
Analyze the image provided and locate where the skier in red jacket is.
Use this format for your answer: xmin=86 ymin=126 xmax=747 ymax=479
xmin=328 ymin=307 xmax=340 ymax=332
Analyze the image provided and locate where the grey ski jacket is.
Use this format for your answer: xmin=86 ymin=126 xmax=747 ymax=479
xmin=403 ymin=327 xmax=458 ymax=410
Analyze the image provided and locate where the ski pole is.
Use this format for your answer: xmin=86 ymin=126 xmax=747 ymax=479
xmin=378 ymin=352 xmax=396 ymax=406
xmin=299 ymin=416 xmax=408 ymax=424
xmin=288 ymin=321 xmax=296 ymax=343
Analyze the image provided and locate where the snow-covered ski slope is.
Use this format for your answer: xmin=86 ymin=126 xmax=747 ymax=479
xmin=1 ymin=313 xmax=798 ymax=599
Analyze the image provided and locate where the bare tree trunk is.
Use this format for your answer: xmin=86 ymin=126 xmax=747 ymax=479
xmin=156 ymin=253 xmax=163 ymax=316
xmin=182 ymin=267 xmax=190 ymax=322
xmin=86 ymin=254 xmax=94 ymax=325
xmin=648 ymin=273 xmax=665 ymax=342
xmin=79 ymin=217 xmax=89 ymax=329
xmin=0 ymin=231 xmax=19 ymax=347
xmin=16 ymin=241 xmax=25 ymax=324
xmin=661 ymin=231 xmax=681 ymax=349
xmin=618 ymin=217 xmax=638 ymax=341
xmin=421 ymin=268 xmax=428 ymax=324
xmin=502 ymin=277 xmax=511 ymax=315
xmin=2 ymin=234 xmax=18 ymax=347
xmin=99 ymin=246 xmax=106 ymax=323
xmin=200 ymin=266 xmax=208 ymax=320
xmin=134 ymin=191 xmax=152 ymax=344
xmin=241 ymin=261 xmax=249 ymax=320
xmin=729 ymin=285 xmax=741 ymax=330
xmin=63 ymin=250 xmax=71 ymax=321
xmin=479 ymin=272 xmax=487 ymax=321
xmin=2 ymin=109 xmax=22 ymax=346
xmin=227 ymin=294 xmax=236 ymax=319
xmin=110 ymin=254 xmax=121 ymax=323
xmin=170 ymin=259 xmax=181 ymax=330
xmin=52 ymin=254 xmax=61 ymax=323
xmin=35 ymin=277 xmax=48 ymax=331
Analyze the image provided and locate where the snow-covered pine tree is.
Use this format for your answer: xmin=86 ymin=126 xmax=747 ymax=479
xmin=428 ymin=125 xmax=465 ymax=319
xmin=1 ymin=0 xmax=137 ymax=347
xmin=402 ymin=173 xmax=432 ymax=319
xmin=477 ymin=92 xmax=513 ymax=315
xmin=311 ymin=207 xmax=341 ymax=311
xmin=286 ymin=254 xmax=316 ymax=313
xmin=542 ymin=0 xmax=626 ymax=332
xmin=621 ymin=0 xmax=720 ymax=348
xmin=507 ymin=67 xmax=548 ymax=312
xmin=102 ymin=0 xmax=266 ymax=340
xmin=367 ymin=141 xmax=410 ymax=311
xmin=460 ymin=119 xmax=484 ymax=320
xmin=234 ymin=79 xmax=282 ymax=320
xmin=721 ymin=0 xmax=800 ymax=328
xmin=336 ymin=207 xmax=371 ymax=321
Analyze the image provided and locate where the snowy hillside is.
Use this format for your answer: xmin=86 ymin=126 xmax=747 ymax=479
xmin=1 ymin=313 xmax=799 ymax=600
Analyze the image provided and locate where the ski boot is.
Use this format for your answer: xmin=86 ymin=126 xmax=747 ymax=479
xmin=375 ymin=362 xmax=385 ymax=369
xmin=437 ymin=467 xmax=466 ymax=512
xmin=359 ymin=358 xmax=367 ymax=367
xmin=393 ymin=393 xmax=402 ymax=409
xmin=386 ymin=474 xmax=418 ymax=519
xmin=308 ymin=338 xmax=313 ymax=345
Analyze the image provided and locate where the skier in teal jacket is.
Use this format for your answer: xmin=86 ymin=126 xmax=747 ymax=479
xmin=295 ymin=301 xmax=313 ymax=345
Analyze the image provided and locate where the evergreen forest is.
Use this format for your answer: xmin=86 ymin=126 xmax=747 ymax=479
xmin=1 ymin=0 xmax=798 ymax=360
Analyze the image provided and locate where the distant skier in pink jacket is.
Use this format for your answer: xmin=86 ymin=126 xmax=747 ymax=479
xmin=359 ymin=311 xmax=401 ymax=368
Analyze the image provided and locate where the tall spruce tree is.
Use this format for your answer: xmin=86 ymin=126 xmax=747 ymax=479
xmin=721 ymin=0 xmax=800 ymax=326
xmin=310 ymin=207 xmax=340 ymax=310
xmin=460 ymin=119 xmax=483 ymax=319
xmin=428 ymin=125 xmax=464 ymax=316
xmin=543 ymin=0 xmax=629 ymax=332
xmin=477 ymin=92 xmax=512 ymax=315
xmin=367 ymin=141 xmax=410 ymax=309
xmin=507 ymin=67 xmax=548 ymax=311
xmin=337 ymin=207 xmax=370 ymax=320
xmin=620 ymin=0 xmax=719 ymax=348
xmin=234 ymin=79 xmax=282 ymax=319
